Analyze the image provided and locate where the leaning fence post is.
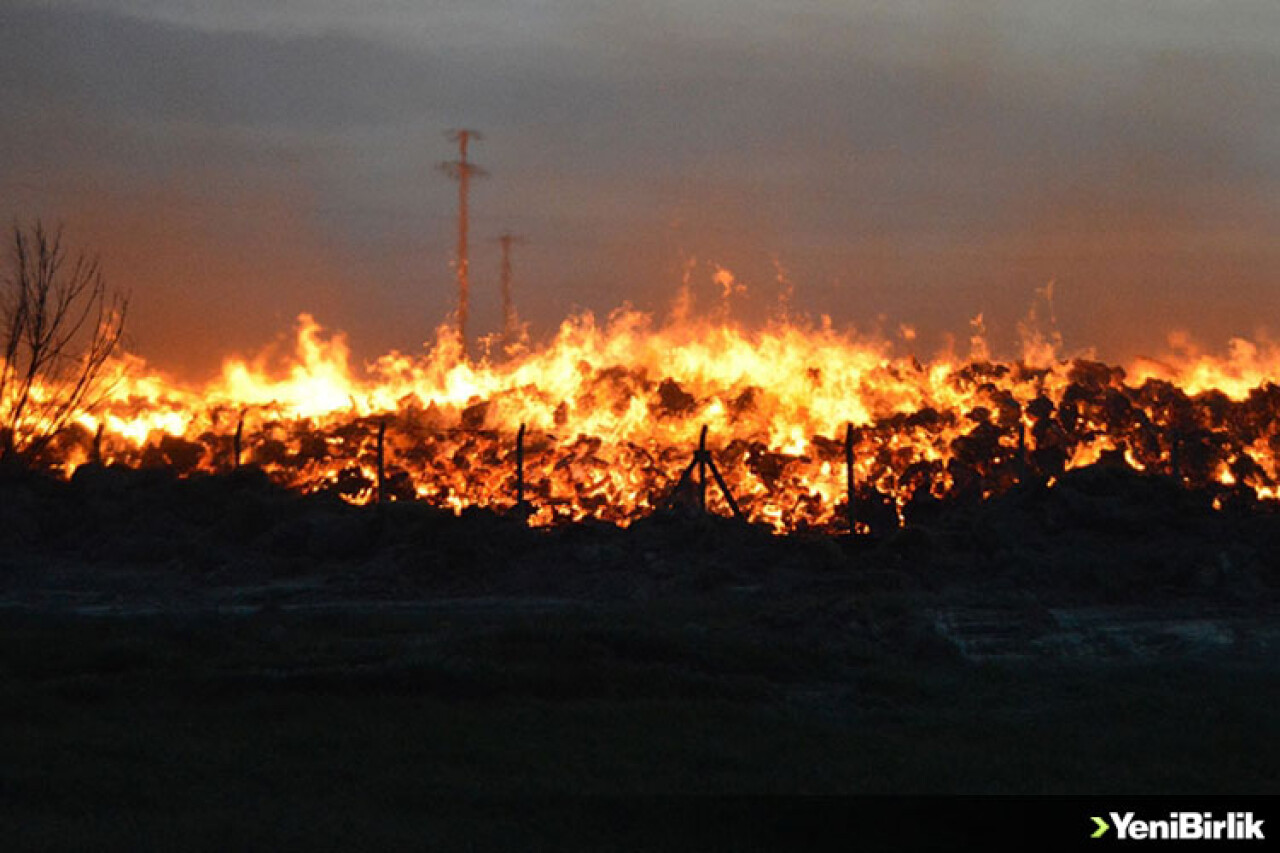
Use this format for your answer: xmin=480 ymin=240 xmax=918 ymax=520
xmin=375 ymin=418 xmax=387 ymax=504
xmin=845 ymin=423 xmax=856 ymax=535
xmin=694 ymin=425 xmax=744 ymax=520
xmin=705 ymin=449 xmax=744 ymax=520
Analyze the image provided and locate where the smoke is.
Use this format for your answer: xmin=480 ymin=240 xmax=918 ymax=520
xmin=29 ymin=171 xmax=419 ymax=383
xmin=2 ymin=1 xmax=1277 ymax=374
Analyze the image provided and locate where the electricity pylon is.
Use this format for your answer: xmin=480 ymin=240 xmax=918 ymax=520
xmin=497 ymin=231 xmax=526 ymax=354
xmin=438 ymin=129 xmax=487 ymax=359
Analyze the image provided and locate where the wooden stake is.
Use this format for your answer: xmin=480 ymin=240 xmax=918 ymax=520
xmin=91 ymin=422 xmax=104 ymax=465
xmin=697 ymin=424 xmax=709 ymax=512
xmin=845 ymin=423 xmax=856 ymax=535
xmin=376 ymin=418 xmax=387 ymax=504
xmin=1017 ymin=417 xmax=1028 ymax=483
xmin=233 ymin=411 xmax=244 ymax=469
xmin=515 ymin=422 xmax=526 ymax=507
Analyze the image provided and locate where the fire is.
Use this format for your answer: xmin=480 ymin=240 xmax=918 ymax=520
xmin=9 ymin=278 xmax=1280 ymax=533
xmin=215 ymin=315 xmax=365 ymax=418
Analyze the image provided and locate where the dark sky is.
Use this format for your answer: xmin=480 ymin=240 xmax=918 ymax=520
xmin=3 ymin=0 xmax=1278 ymax=378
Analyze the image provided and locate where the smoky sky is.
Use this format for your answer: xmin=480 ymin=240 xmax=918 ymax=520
xmin=2 ymin=0 xmax=1278 ymax=377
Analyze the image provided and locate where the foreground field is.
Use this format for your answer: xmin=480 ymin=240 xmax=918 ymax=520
xmin=1 ymin=464 xmax=1278 ymax=848
xmin=3 ymin=608 xmax=1278 ymax=849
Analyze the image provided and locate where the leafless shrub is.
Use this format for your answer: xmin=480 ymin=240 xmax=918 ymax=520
xmin=0 ymin=221 xmax=128 ymax=463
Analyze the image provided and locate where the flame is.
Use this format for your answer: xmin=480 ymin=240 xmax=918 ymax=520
xmin=1129 ymin=333 xmax=1280 ymax=401
xmin=7 ymin=270 xmax=1279 ymax=533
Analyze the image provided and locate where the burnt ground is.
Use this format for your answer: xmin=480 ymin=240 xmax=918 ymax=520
xmin=1 ymin=463 xmax=1278 ymax=848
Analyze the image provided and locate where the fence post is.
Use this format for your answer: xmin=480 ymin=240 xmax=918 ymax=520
xmin=1017 ymin=415 xmax=1028 ymax=484
xmin=376 ymin=418 xmax=387 ymax=504
xmin=845 ymin=423 xmax=856 ymax=535
xmin=233 ymin=411 xmax=244 ymax=470
xmin=91 ymin=422 xmax=104 ymax=465
xmin=515 ymin=422 xmax=526 ymax=508
xmin=697 ymin=425 xmax=709 ymax=512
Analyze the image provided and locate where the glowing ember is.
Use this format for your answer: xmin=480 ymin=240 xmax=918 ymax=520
xmin=9 ymin=281 xmax=1280 ymax=533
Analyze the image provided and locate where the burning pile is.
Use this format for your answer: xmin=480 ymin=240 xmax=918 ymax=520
xmin=18 ymin=305 xmax=1280 ymax=534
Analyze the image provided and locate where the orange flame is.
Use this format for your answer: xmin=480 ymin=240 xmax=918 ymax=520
xmin=10 ymin=272 xmax=1280 ymax=532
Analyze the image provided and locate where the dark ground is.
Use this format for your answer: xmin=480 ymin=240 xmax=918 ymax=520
xmin=1 ymin=463 xmax=1277 ymax=849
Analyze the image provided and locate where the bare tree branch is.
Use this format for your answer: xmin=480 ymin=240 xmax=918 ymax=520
xmin=0 ymin=220 xmax=128 ymax=463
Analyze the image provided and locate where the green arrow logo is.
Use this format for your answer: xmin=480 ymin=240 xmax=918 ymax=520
xmin=1092 ymin=816 xmax=1110 ymax=839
